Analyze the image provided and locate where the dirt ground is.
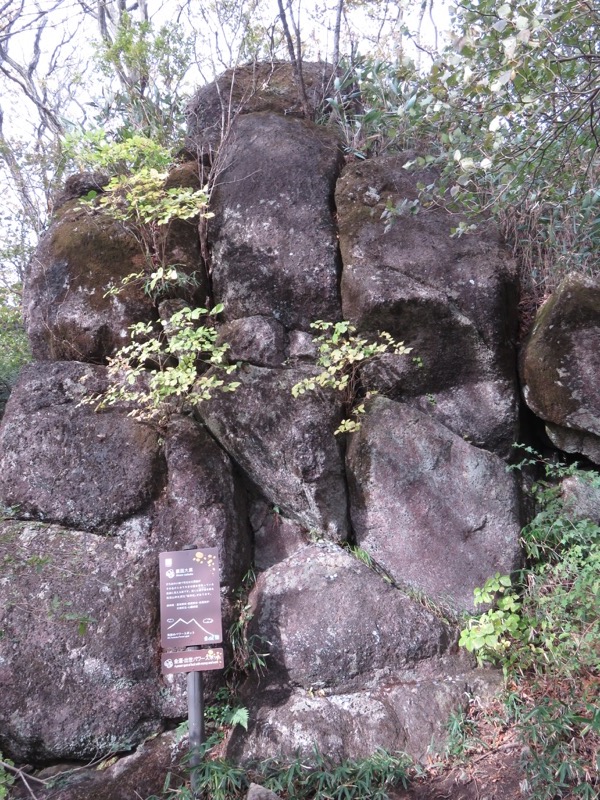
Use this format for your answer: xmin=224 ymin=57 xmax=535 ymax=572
xmin=393 ymin=746 xmax=526 ymax=800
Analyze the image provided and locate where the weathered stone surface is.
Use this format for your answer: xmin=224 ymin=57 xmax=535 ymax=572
xmin=560 ymin=473 xmax=600 ymax=524
xmin=208 ymin=112 xmax=343 ymax=330
xmin=546 ymin=423 xmax=600 ymax=465
xmin=362 ymin=355 xmax=518 ymax=456
xmin=24 ymin=201 xmax=153 ymax=362
xmin=229 ymin=651 xmax=501 ymax=764
xmin=346 ymin=397 xmax=521 ymax=612
xmin=10 ymin=732 xmax=185 ymax=800
xmin=152 ymin=415 xmax=251 ymax=588
xmin=227 ymin=543 xmax=494 ymax=763
xmin=0 ymin=362 xmax=162 ymax=532
xmin=251 ymin=500 xmax=309 ymax=572
xmin=337 ymin=155 xmax=517 ymax=359
xmin=520 ymin=274 xmax=600 ymax=464
xmin=52 ymin=170 xmax=109 ymax=210
xmin=247 ymin=784 xmax=281 ymax=800
xmin=336 ymin=154 xmax=518 ymax=453
xmin=246 ymin=543 xmax=450 ymax=689
xmin=407 ymin=379 xmax=518 ymax=455
xmin=186 ymin=61 xmax=336 ymax=152
xmin=197 ymin=365 xmax=349 ymax=541
xmin=288 ymin=330 xmax=318 ymax=361
xmin=0 ymin=521 xmax=186 ymax=763
xmin=216 ymin=316 xmax=288 ymax=367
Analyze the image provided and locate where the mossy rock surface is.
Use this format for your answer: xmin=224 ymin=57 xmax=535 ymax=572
xmin=24 ymin=200 xmax=153 ymax=362
xmin=24 ymin=164 xmax=208 ymax=363
xmin=520 ymin=273 xmax=600 ymax=462
xmin=186 ymin=61 xmax=336 ymax=153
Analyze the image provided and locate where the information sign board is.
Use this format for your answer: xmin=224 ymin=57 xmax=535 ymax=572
xmin=161 ymin=647 xmax=224 ymax=675
xmin=159 ymin=548 xmax=223 ymax=648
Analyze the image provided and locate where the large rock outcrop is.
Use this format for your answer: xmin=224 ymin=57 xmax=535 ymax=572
xmin=520 ymin=273 xmax=600 ymax=465
xmin=11 ymin=61 xmax=593 ymax=783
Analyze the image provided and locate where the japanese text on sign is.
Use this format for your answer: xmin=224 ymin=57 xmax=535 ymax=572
xmin=161 ymin=647 xmax=224 ymax=675
xmin=159 ymin=548 xmax=223 ymax=648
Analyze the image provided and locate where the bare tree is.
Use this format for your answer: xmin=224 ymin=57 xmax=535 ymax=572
xmin=332 ymin=0 xmax=344 ymax=68
xmin=277 ymin=0 xmax=310 ymax=116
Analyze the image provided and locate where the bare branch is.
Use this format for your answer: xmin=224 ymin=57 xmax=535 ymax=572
xmin=278 ymin=0 xmax=310 ymax=117
xmin=0 ymin=61 xmax=64 ymax=134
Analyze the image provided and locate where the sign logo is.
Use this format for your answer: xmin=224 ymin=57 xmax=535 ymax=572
xmin=161 ymin=647 xmax=225 ymax=675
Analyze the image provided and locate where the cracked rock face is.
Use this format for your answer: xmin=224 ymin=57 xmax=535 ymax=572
xmin=346 ymin=397 xmax=522 ymax=613
xmin=197 ymin=365 xmax=349 ymax=542
xmin=247 ymin=543 xmax=451 ymax=690
xmin=226 ymin=543 xmax=500 ymax=763
xmin=151 ymin=415 xmax=252 ymax=590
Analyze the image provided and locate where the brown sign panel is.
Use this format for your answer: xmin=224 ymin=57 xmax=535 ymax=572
xmin=161 ymin=647 xmax=224 ymax=675
xmin=159 ymin=548 xmax=223 ymax=648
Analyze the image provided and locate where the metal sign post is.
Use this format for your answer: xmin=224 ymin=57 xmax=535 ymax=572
xmin=187 ymin=661 xmax=205 ymax=791
xmin=159 ymin=547 xmax=224 ymax=795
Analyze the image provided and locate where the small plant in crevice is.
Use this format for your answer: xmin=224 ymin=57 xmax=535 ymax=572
xmin=0 ymin=754 xmax=15 ymax=800
xmin=292 ymin=320 xmax=412 ymax=434
xmin=342 ymin=542 xmax=458 ymax=624
xmin=345 ymin=543 xmax=374 ymax=570
xmin=228 ymin=567 xmax=270 ymax=678
xmin=82 ymin=160 xmax=212 ymax=285
xmin=83 ymin=302 xmax=240 ymax=423
xmin=205 ymin=687 xmax=249 ymax=733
